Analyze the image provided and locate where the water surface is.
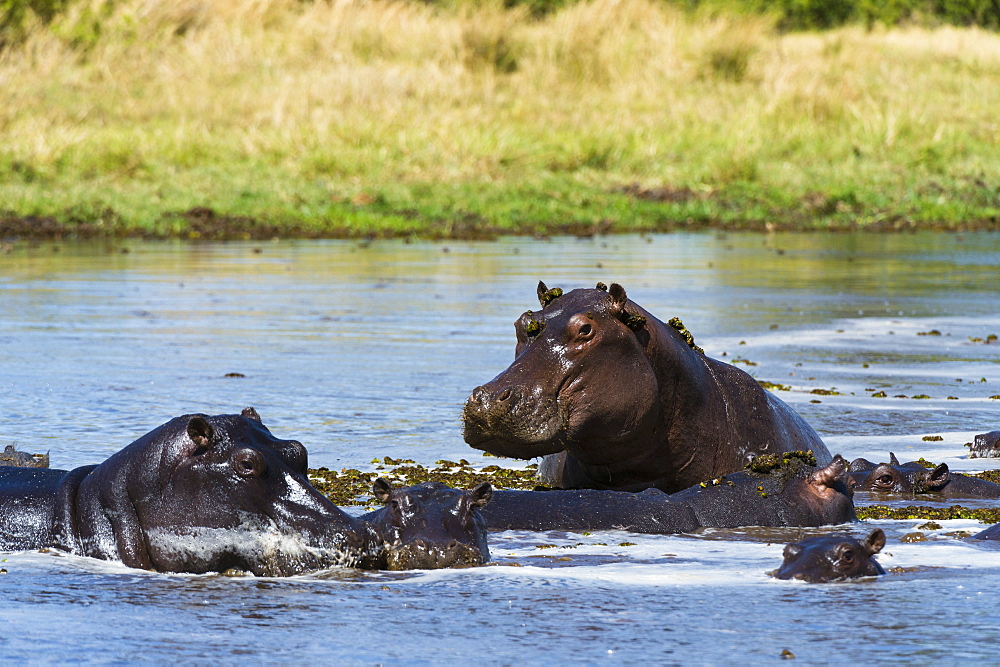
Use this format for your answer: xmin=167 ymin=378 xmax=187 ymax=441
xmin=1 ymin=232 xmax=999 ymax=661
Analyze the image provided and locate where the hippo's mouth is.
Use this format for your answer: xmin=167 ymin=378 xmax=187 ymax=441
xmin=462 ymin=415 xmax=568 ymax=459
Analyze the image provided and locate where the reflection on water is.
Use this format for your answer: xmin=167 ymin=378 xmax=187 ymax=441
xmin=1 ymin=232 xmax=999 ymax=661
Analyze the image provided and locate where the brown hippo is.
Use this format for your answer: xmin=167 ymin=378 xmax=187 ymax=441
xmin=463 ymin=282 xmax=831 ymax=493
xmin=0 ymin=445 xmax=48 ymax=468
xmin=0 ymin=409 xmax=381 ymax=575
xmin=360 ymin=478 xmax=492 ymax=570
xmin=482 ymin=453 xmax=855 ymax=534
xmin=771 ymin=529 xmax=886 ymax=583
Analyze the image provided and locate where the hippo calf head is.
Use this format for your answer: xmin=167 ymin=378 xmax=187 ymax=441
xmin=56 ymin=408 xmax=370 ymax=576
xmin=463 ymin=281 xmax=660 ymax=466
xmin=365 ymin=478 xmax=492 ymax=570
xmin=772 ymin=529 xmax=886 ymax=583
xmin=853 ymin=458 xmax=949 ymax=496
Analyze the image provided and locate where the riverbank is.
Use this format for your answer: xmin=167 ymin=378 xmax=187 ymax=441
xmin=2 ymin=0 xmax=999 ymax=240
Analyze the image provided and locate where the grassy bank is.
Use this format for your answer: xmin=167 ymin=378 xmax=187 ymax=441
xmin=2 ymin=0 xmax=999 ymax=239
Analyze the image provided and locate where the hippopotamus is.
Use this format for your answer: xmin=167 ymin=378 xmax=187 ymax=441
xmin=968 ymin=431 xmax=1000 ymax=458
xmin=482 ymin=453 xmax=855 ymax=534
xmin=360 ymin=478 xmax=492 ymax=570
xmin=463 ymin=282 xmax=832 ymax=493
xmin=972 ymin=523 xmax=1000 ymax=540
xmin=849 ymin=453 xmax=1000 ymax=499
xmin=771 ymin=529 xmax=886 ymax=583
xmin=0 ymin=409 xmax=381 ymax=576
xmin=0 ymin=445 xmax=48 ymax=468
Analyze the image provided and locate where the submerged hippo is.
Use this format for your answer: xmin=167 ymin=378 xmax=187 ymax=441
xmin=968 ymin=431 xmax=1000 ymax=458
xmin=483 ymin=453 xmax=855 ymax=534
xmin=849 ymin=453 xmax=1000 ymax=499
xmin=0 ymin=409 xmax=381 ymax=576
xmin=771 ymin=529 xmax=886 ymax=583
xmin=360 ymin=478 xmax=492 ymax=570
xmin=0 ymin=445 xmax=48 ymax=468
xmin=463 ymin=282 xmax=831 ymax=493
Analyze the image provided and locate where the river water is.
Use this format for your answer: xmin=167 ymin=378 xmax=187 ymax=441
xmin=1 ymin=232 xmax=999 ymax=662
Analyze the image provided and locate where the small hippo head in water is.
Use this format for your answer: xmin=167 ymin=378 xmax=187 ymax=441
xmin=363 ymin=478 xmax=492 ymax=570
xmin=463 ymin=281 xmax=830 ymax=493
xmin=772 ymin=529 xmax=886 ymax=583
xmin=1 ymin=445 xmax=48 ymax=468
xmin=853 ymin=460 xmax=949 ymax=495
xmin=52 ymin=408 xmax=374 ymax=576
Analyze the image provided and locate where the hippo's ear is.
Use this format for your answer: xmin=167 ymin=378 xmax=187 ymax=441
xmin=186 ymin=416 xmax=215 ymax=450
xmin=865 ymin=528 xmax=886 ymax=555
xmin=372 ymin=477 xmax=394 ymax=504
xmin=608 ymin=283 xmax=628 ymax=312
xmin=924 ymin=463 xmax=950 ymax=490
xmin=807 ymin=455 xmax=847 ymax=488
xmin=889 ymin=452 xmax=900 ymax=466
xmin=469 ymin=482 xmax=493 ymax=508
xmin=536 ymin=281 xmax=548 ymax=306
xmin=241 ymin=407 xmax=263 ymax=423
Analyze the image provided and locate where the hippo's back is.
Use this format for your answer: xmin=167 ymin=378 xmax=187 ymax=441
xmin=0 ymin=467 xmax=67 ymax=550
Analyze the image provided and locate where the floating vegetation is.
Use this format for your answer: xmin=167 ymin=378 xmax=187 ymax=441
xmin=758 ymin=380 xmax=790 ymax=392
xmin=810 ymin=388 xmax=842 ymax=396
xmin=922 ymin=435 xmax=944 ymax=442
xmin=857 ymin=505 xmax=1000 ymax=523
xmin=912 ymin=394 xmax=932 ymax=399
xmin=622 ymin=312 xmax=647 ymax=331
xmin=991 ymin=395 xmax=1000 ymax=400
xmin=666 ymin=316 xmax=704 ymax=353
xmin=731 ymin=357 xmax=757 ymax=366
xmin=917 ymin=330 xmax=943 ymax=336
xmin=745 ymin=450 xmax=816 ymax=475
xmin=871 ymin=391 xmax=888 ymax=398
xmin=969 ymin=334 xmax=999 ymax=344
xmin=309 ymin=459 xmax=539 ymax=506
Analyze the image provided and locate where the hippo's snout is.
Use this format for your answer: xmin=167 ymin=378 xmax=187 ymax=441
xmin=384 ymin=538 xmax=486 ymax=571
xmin=462 ymin=381 xmax=565 ymax=459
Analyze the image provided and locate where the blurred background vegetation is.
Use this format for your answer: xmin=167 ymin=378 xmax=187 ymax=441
xmin=2 ymin=0 xmax=999 ymax=237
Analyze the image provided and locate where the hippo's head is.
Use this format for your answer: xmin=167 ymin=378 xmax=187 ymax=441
xmin=57 ymin=408 xmax=370 ymax=576
xmin=771 ymin=529 xmax=886 ymax=583
xmin=464 ymin=282 xmax=663 ymax=466
xmin=854 ymin=460 xmax=949 ymax=495
xmin=366 ymin=478 xmax=492 ymax=570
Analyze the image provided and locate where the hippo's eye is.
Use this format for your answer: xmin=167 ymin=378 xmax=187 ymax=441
xmin=875 ymin=474 xmax=893 ymax=487
xmin=233 ymin=449 xmax=268 ymax=479
xmin=578 ymin=323 xmax=593 ymax=337
xmin=840 ymin=547 xmax=856 ymax=564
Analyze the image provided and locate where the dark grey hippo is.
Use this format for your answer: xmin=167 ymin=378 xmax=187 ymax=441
xmin=771 ymin=529 xmax=886 ymax=583
xmin=968 ymin=431 xmax=1000 ymax=458
xmin=463 ymin=282 xmax=832 ymax=493
xmin=849 ymin=453 xmax=1000 ymax=499
xmin=0 ymin=445 xmax=48 ymax=468
xmin=482 ymin=453 xmax=855 ymax=534
xmin=360 ymin=478 xmax=492 ymax=570
xmin=0 ymin=409 xmax=381 ymax=576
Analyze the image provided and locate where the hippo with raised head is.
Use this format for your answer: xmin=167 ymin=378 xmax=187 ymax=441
xmin=464 ymin=282 xmax=831 ymax=493
xmin=360 ymin=478 xmax=492 ymax=570
xmin=968 ymin=431 xmax=1000 ymax=458
xmin=849 ymin=453 xmax=1000 ymax=499
xmin=0 ymin=445 xmax=48 ymax=468
xmin=771 ymin=529 xmax=886 ymax=583
xmin=0 ymin=409 xmax=380 ymax=576
xmin=482 ymin=453 xmax=855 ymax=534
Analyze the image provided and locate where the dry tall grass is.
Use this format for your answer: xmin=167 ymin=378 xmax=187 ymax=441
xmin=2 ymin=0 xmax=999 ymax=229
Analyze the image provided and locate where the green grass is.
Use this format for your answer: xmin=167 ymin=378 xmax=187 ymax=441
xmin=1 ymin=0 xmax=999 ymax=239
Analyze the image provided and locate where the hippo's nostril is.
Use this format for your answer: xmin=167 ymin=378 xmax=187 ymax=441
xmin=447 ymin=539 xmax=459 ymax=550
xmin=498 ymin=388 xmax=512 ymax=402
xmin=469 ymin=386 xmax=486 ymax=405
